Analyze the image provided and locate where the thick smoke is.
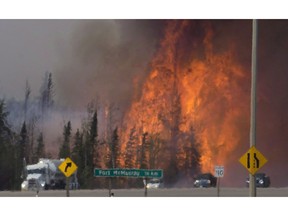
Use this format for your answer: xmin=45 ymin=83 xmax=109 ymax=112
xmin=6 ymin=98 xmax=85 ymax=158
xmin=184 ymin=20 xmax=288 ymax=187
xmin=55 ymin=20 xmax=164 ymax=113
xmin=54 ymin=20 xmax=288 ymax=187
xmin=253 ymin=20 xmax=288 ymax=187
xmin=210 ymin=20 xmax=288 ymax=187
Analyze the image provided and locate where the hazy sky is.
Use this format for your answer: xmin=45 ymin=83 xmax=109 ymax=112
xmin=0 ymin=20 xmax=163 ymax=112
xmin=0 ymin=20 xmax=80 ymax=100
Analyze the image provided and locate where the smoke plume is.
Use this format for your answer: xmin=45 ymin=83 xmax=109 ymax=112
xmin=55 ymin=20 xmax=164 ymax=112
xmin=54 ymin=20 xmax=288 ymax=187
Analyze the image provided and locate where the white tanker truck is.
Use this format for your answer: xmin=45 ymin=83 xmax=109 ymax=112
xmin=21 ymin=158 xmax=79 ymax=191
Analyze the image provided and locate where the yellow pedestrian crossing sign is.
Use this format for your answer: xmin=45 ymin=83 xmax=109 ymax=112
xmin=239 ymin=146 xmax=267 ymax=175
xmin=58 ymin=157 xmax=78 ymax=178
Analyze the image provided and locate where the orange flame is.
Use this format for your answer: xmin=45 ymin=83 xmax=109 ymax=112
xmin=122 ymin=20 xmax=250 ymax=174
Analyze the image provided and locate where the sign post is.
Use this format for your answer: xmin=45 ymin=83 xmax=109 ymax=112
xmin=239 ymin=146 xmax=268 ymax=197
xmin=58 ymin=157 xmax=78 ymax=197
xmin=66 ymin=177 xmax=70 ymax=197
xmin=108 ymin=177 xmax=112 ymax=197
xmin=249 ymin=19 xmax=258 ymax=197
xmin=144 ymin=177 xmax=148 ymax=197
xmin=214 ymin=166 xmax=224 ymax=197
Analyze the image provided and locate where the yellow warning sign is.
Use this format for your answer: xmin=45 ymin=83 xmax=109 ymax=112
xmin=239 ymin=146 xmax=267 ymax=175
xmin=58 ymin=157 xmax=78 ymax=178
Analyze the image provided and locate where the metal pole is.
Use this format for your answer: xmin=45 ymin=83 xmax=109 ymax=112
xmin=144 ymin=177 xmax=148 ymax=197
xmin=108 ymin=177 xmax=112 ymax=197
xmin=217 ymin=177 xmax=220 ymax=197
xmin=36 ymin=180 xmax=40 ymax=197
xmin=66 ymin=177 xmax=70 ymax=197
xmin=249 ymin=19 xmax=258 ymax=197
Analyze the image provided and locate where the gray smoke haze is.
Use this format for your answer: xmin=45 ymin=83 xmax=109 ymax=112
xmin=2 ymin=20 xmax=288 ymax=187
xmin=54 ymin=20 xmax=288 ymax=187
xmin=55 ymin=20 xmax=164 ymax=112
xmin=207 ymin=20 xmax=288 ymax=187
xmin=0 ymin=20 xmax=79 ymax=100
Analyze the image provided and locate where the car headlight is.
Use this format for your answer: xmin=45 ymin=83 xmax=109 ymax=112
xmin=207 ymin=180 xmax=211 ymax=184
xmin=38 ymin=181 xmax=46 ymax=188
xmin=259 ymin=179 xmax=264 ymax=184
xmin=21 ymin=181 xmax=28 ymax=190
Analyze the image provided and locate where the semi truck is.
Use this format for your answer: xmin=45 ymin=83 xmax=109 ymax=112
xmin=21 ymin=158 xmax=79 ymax=191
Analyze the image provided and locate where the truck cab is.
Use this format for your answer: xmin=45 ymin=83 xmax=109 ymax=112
xmin=21 ymin=158 xmax=79 ymax=191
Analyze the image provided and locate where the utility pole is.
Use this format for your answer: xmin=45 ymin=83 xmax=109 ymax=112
xmin=249 ymin=19 xmax=258 ymax=197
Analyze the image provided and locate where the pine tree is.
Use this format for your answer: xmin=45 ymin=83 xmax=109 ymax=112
xmin=47 ymin=72 xmax=54 ymax=109
xmin=59 ymin=121 xmax=72 ymax=158
xmin=82 ymin=109 xmax=99 ymax=189
xmin=71 ymin=129 xmax=85 ymax=186
xmin=28 ymin=115 xmax=39 ymax=163
xmin=0 ymin=100 xmax=15 ymax=190
xmin=89 ymin=111 xmax=98 ymax=167
xmin=72 ymin=129 xmax=84 ymax=168
xmin=176 ymin=126 xmax=201 ymax=185
xmin=139 ymin=132 xmax=149 ymax=169
xmin=148 ymin=132 xmax=163 ymax=169
xmin=124 ymin=126 xmax=137 ymax=169
xmin=40 ymin=71 xmax=54 ymax=116
xmin=124 ymin=126 xmax=138 ymax=188
xmin=105 ymin=127 xmax=119 ymax=168
xmin=89 ymin=111 xmax=98 ymax=144
xmin=112 ymin=127 xmax=120 ymax=168
xmin=188 ymin=126 xmax=201 ymax=177
xmin=106 ymin=127 xmax=121 ymax=188
xmin=23 ymin=80 xmax=31 ymax=122
xmin=0 ymin=100 xmax=11 ymax=141
xmin=19 ymin=122 xmax=29 ymax=163
xmin=83 ymin=110 xmax=99 ymax=170
xmin=35 ymin=132 xmax=45 ymax=160
xmin=166 ymin=89 xmax=182 ymax=184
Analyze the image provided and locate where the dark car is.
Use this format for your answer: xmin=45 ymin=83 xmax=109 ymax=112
xmin=193 ymin=173 xmax=217 ymax=188
xmin=246 ymin=173 xmax=271 ymax=188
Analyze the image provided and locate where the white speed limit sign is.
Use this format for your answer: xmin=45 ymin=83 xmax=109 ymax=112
xmin=214 ymin=166 xmax=224 ymax=177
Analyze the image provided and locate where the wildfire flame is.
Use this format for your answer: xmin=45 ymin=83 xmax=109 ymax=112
xmin=122 ymin=20 xmax=250 ymax=176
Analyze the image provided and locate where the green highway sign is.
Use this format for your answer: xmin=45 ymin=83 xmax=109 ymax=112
xmin=94 ymin=168 xmax=163 ymax=178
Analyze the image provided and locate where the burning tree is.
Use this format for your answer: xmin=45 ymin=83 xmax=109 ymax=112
xmin=121 ymin=20 xmax=249 ymax=185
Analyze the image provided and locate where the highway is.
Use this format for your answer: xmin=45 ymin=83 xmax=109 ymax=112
xmin=1 ymin=187 xmax=286 ymax=216
xmin=1 ymin=187 xmax=288 ymax=197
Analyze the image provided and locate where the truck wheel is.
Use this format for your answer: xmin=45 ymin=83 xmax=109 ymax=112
xmin=44 ymin=184 xmax=49 ymax=190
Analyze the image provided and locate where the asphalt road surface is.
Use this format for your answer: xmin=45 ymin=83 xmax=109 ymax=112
xmin=1 ymin=187 xmax=288 ymax=197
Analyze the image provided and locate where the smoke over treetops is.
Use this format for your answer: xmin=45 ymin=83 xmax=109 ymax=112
xmin=52 ymin=20 xmax=288 ymax=186
xmin=55 ymin=20 xmax=164 ymax=112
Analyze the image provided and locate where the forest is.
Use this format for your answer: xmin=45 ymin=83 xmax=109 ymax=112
xmin=0 ymin=70 xmax=202 ymax=190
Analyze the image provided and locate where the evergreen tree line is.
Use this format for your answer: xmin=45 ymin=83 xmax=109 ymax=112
xmin=0 ymin=71 xmax=54 ymax=190
xmin=56 ymin=107 xmax=202 ymax=189
xmin=0 ymin=71 xmax=203 ymax=190
xmin=0 ymin=97 xmax=202 ymax=190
